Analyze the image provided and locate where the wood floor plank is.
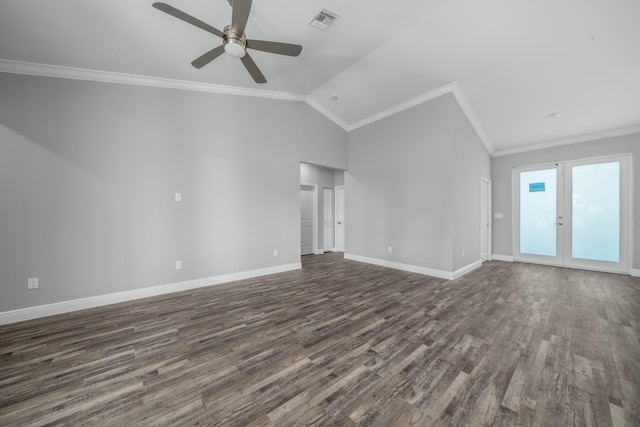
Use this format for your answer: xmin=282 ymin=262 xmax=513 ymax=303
xmin=1 ymin=253 xmax=639 ymax=425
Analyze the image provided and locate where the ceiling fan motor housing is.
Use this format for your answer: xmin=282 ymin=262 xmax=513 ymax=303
xmin=223 ymin=25 xmax=246 ymax=58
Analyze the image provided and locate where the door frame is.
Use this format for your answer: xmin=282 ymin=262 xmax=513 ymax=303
xmin=335 ymin=185 xmax=345 ymax=252
xmin=512 ymin=153 xmax=632 ymax=274
xmin=322 ymin=188 xmax=334 ymax=252
xmin=480 ymin=178 xmax=492 ymax=262
xmin=300 ymin=183 xmax=318 ymax=256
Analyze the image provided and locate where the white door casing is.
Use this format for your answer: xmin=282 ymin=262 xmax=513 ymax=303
xmin=300 ymin=184 xmax=318 ymax=256
xmin=335 ymin=186 xmax=345 ymax=252
xmin=323 ymin=188 xmax=333 ymax=252
xmin=300 ymin=187 xmax=313 ymax=255
xmin=480 ymin=178 xmax=492 ymax=262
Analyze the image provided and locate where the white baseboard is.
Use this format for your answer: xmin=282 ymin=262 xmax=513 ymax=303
xmin=0 ymin=263 xmax=301 ymax=326
xmin=492 ymin=254 xmax=514 ymax=262
xmin=344 ymin=253 xmax=455 ymax=280
xmin=631 ymin=268 xmax=640 ymax=277
xmin=453 ymin=260 xmax=482 ymax=279
xmin=314 ymin=249 xmax=325 ymax=255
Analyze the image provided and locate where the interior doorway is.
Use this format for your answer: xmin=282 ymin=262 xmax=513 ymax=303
xmin=300 ymin=185 xmax=317 ymax=256
xmin=300 ymin=163 xmax=345 ymax=258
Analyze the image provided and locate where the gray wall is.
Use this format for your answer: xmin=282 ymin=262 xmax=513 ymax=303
xmin=492 ymin=133 xmax=639 ymax=269
xmin=451 ymin=100 xmax=492 ymax=270
xmin=0 ymin=73 xmax=347 ymax=312
xmin=300 ymin=162 xmax=338 ymax=251
xmin=346 ymin=93 xmax=490 ymax=273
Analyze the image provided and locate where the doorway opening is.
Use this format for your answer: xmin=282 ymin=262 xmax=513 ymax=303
xmin=300 ymin=184 xmax=317 ymax=256
xmin=300 ymin=163 xmax=346 ymax=258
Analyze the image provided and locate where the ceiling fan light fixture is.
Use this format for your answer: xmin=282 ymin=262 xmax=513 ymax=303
xmin=224 ymin=39 xmax=246 ymax=58
xmin=222 ymin=25 xmax=246 ymax=58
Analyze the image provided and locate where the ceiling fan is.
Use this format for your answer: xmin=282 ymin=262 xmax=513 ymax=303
xmin=152 ymin=0 xmax=303 ymax=84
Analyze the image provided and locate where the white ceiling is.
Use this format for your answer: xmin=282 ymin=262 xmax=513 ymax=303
xmin=1 ymin=0 xmax=639 ymax=154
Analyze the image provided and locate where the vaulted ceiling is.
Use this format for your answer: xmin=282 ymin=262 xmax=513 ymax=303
xmin=1 ymin=0 xmax=639 ymax=154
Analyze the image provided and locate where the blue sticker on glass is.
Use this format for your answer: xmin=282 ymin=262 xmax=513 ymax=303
xmin=529 ymin=182 xmax=545 ymax=192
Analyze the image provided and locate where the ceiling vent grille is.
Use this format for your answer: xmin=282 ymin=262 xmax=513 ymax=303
xmin=309 ymin=9 xmax=340 ymax=30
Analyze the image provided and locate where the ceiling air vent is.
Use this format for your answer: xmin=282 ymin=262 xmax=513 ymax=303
xmin=309 ymin=9 xmax=340 ymax=31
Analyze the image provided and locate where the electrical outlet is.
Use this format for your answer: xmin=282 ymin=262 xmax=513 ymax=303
xmin=27 ymin=277 xmax=38 ymax=290
xmin=387 ymin=246 xmax=393 ymax=253
xmin=273 ymin=249 xmax=278 ymax=257
xmin=175 ymin=260 xmax=182 ymax=270
xmin=175 ymin=193 xmax=182 ymax=202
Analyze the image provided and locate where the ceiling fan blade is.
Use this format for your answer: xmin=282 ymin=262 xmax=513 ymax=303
xmin=153 ymin=2 xmax=224 ymax=38
xmin=231 ymin=0 xmax=252 ymax=35
xmin=191 ymin=45 xmax=225 ymax=69
xmin=240 ymin=53 xmax=266 ymax=84
xmin=246 ymin=39 xmax=302 ymax=57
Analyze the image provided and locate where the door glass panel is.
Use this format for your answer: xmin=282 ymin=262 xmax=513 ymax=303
xmin=572 ymin=161 xmax=620 ymax=262
xmin=520 ymin=169 xmax=557 ymax=256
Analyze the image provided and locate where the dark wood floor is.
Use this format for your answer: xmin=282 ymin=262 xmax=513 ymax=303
xmin=1 ymin=254 xmax=639 ymax=426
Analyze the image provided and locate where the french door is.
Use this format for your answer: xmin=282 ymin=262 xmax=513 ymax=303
xmin=514 ymin=154 xmax=630 ymax=273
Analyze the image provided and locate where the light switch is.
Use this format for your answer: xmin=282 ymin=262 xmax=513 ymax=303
xmin=494 ymin=213 xmax=504 ymax=219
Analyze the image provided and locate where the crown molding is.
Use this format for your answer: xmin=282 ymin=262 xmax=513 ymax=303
xmin=450 ymin=84 xmax=494 ymax=155
xmin=346 ymin=82 xmax=458 ymax=132
xmin=304 ymin=96 xmax=350 ymax=131
xmin=14 ymin=58 xmax=631 ymax=158
xmin=0 ymin=60 xmax=494 ymax=151
xmin=0 ymin=59 xmax=307 ymax=102
xmin=306 ymin=82 xmax=495 ymax=155
xmin=493 ymin=125 xmax=640 ymax=157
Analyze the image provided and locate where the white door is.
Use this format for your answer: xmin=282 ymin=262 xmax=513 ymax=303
xmin=515 ymin=164 xmax=563 ymax=266
xmin=323 ymin=188 xmax=333 ymax=252
xmin=335 ymin=186 xmax=345 ymax=252
xmin=300 ymin=186 xmax=313 ymax=255
xmin=566 ymin=157 xmax=629 ymax=272
xmin=480 ymin=179 xmax=491 ymax=262
xmin=514 ymin=155 xmax=630 ymax=273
